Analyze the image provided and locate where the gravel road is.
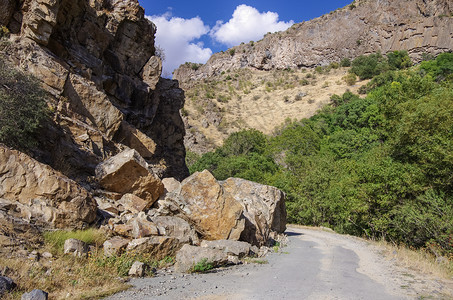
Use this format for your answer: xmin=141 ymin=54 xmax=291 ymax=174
xmin=107 ymin=226 xmax=453 ymax=300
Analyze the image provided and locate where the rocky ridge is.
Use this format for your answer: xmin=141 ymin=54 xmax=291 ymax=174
xmin=1 ymin=0 xmax=188 ymax=184
xmin=174 ymin=0 xmax=453 ymax=86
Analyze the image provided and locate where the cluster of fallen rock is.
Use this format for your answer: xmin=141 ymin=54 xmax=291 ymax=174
xmin=94 ymin=149 xmax=286 ymax=273
xmin=0 ymin=146 xmax=286 ymax=297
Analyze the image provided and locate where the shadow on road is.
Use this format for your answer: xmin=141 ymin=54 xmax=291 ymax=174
xmin=285 ymin=231 xmax=303 ymax=237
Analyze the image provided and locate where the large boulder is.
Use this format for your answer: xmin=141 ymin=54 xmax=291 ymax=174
xmin=222 ymin=178 xmax=287 ymax=246
xmin=95 ymin=149 xmax=164 ymax=205
xmin=169 ymin=170 xmax=245 ymax=241
xmin=0 ymin=146 xmax=97 ymax=229
xmin=174 ymin=244 xmax=229 ymax=273
xmin=127 ymin=236 xmax=182 ymax=261
xmin=200 ymin=240 xmax=253 ymax=258
xmin=151 ymin=216 xmax=199 ymax=245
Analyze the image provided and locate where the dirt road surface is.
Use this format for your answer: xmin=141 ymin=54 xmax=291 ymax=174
xmin=108 ymin=226 xmax=453 ymax=299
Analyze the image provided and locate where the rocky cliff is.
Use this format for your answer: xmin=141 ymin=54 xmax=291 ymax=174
xmin=174 ymin=0 xmax=453 ymax=85
xmin=1 ymin=0 xmax=188 ymax=183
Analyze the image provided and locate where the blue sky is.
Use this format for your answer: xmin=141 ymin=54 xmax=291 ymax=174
xmin=139 ymin=1 xmax=353 ymax=76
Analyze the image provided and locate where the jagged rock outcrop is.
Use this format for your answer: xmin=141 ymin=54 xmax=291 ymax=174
xmin=0 ymin=0 xmax=189 ymax=184
xmin=174 ymin=0 xmax=453 ymax=86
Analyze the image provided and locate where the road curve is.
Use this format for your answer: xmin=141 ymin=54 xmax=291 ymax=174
xmin=108 ymin=226 xmax=452 ymax=300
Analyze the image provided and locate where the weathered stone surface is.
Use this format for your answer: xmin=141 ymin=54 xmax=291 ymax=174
xmin=64 ymin=239 xmax=88 ymax=257
xmin=174 ymin=244 xmax=229 ymax=273
xmin=130 ymin=214 xmax=159 ymax=238
xmin=95 ymin=149 xmax=164 ymax=204
xmin=174 ymin=0 xmax=453 ymax=85
xmin=21 ymin=0 xmax=59 ymax=45
xmin=161 ymin=178 xmax=181 ymax=194
xmin=171 ymin=170 xmax=244 ymax=241
xmin=0 ymin=146 xmax=97 ymax=229
xmin=103 ymin=236 xmax=130 ymax=257
xmin=21 ymin=289 xmax=48 ymax=300
xmin=222 ymin=178 xmax=287 ymax=246
xmin=128 ymin=261 xmax=145 ymax=277
xmin=151 ymin=216 xmax=199 ymax=245
xmin=64 ymin=74 xmax=123 ymax=140
xmin=142 ymin=56 xmax=162 ymax=90
xmin=119 ymin=194 xmax=151 ymax=214
xmin=0 ymin=0 xmax=15 ymax=26
xmin=0 ymin=276 xmax=15 ymax=297
xmin=200 ymin=240 xmax=253 ymax=258
xmin=127 ymin=236 xmax=182 ymax=261
xmin=116 ymin=121 xmax=157 ymax=160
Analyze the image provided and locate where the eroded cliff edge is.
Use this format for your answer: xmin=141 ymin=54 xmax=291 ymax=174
xmin=1 ymin=0 xmax=189 ymax=183
xmin=174 ymin=0 xmax=453 ymax=85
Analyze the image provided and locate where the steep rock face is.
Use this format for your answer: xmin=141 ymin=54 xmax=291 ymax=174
xmin=174 ymin=0 xmax=453 ymax=85
xmin=0 ymin=0 xmax=188 ymax=183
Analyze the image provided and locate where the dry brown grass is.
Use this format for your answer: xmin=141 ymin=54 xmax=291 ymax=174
xmin=374 ymin=239 xmax=453 ymax=280
xmin=183 ymin=66 xmax=369 ymax=149
xmin=1 ymin=229 xmax=176 ymax=299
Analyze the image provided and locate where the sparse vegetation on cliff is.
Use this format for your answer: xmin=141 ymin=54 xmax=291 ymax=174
xmin=0 ymin=58 xmax=49 ymax=150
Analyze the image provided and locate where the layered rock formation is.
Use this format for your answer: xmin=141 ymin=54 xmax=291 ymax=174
xmin=1 ymin=0 xmax=188 ymax=183
xmin=174 ymin=0 xmax=453 ymax=85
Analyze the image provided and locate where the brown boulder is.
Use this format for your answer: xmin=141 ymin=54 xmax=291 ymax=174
xmin=119 ymin=194 xmax=151 ymax=214
xmin=0 ymin=146 xmax=97 ymax=228
xmin=95 ymin=149 xmax=164 ymax=204
xmin=172 ymin=170 xmax=244 ymax=241
xmin=130 ymin=214 xmax=159 ymax=238
xmin=103 ymin=236 xmax=130 ymax=257
xmin=222 ymin=178 xmax=286 ymax=246
xmin=127 ymin=236 xmax=182 ymax=261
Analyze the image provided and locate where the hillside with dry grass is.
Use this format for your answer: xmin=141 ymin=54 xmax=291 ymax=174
xmin=182 ymin=63 xmax=368 ymax=153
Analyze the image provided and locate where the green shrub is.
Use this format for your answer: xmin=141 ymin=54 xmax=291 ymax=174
xmin=343 ymin=73 xmax=357 ymax=86
xmin=190 ymin=258 xmax=214 ymax=273
xmin=229 ymin=49 xmax=236 ymax=56
xmin=387 ymin=50 xmax=412 ymax=70
xmin=420 ymin=52 xmax=453 ymax=80
xmin=0 ymin=58 xmax=49 ymax=150
xmin=340 ymin=58 xmax=351 ymax=67
xmin=350 ymin=53 xmax=389 ymax=80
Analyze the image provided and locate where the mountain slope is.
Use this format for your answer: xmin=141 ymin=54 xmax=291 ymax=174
xmin=174 ymin=0 xmax=453 ymax=84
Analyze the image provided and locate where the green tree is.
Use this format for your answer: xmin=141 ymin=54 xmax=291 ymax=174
xmin=0 ymin=58 xmax=48 ymax=150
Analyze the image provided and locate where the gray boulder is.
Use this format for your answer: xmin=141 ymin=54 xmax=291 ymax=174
xmin=151 ymin=216 xmax=199 ymax=245
xmin=128 ymin=261 xmax=145 ymax=277
xmin=0 ymin=276 xmax=16 ymax=297
xmin=64 ymin=239 xmax=88 ymax=257
xmin=21 ymin=289 xmax=48 ymax=300
xmin=200 ymin=240 xmax=253 ymax=258
xmin=174 ymin=244 xmax=229 ymax=273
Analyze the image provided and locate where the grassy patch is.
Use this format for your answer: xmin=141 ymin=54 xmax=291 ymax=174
xmin=43 ymin=229 xmax=107 ymax=255
xmin=190 ymin=258 xmax=214 ymax=273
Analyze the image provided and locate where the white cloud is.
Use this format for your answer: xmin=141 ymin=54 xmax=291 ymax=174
xmin=147 ymin=13 xmax=213 ymax=77
xmin=210 ymin=5 xmax=294 ymax=47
